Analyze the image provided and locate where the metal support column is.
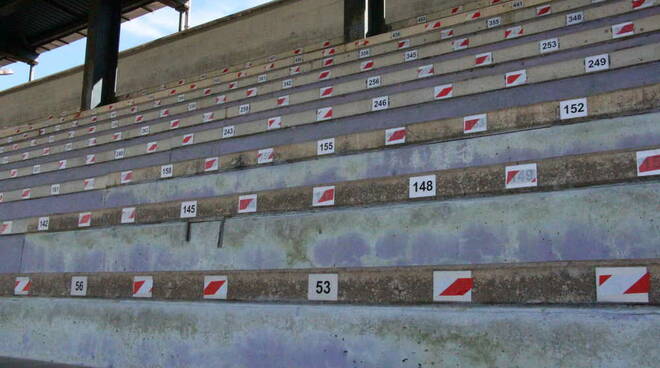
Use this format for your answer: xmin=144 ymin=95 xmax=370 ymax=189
xmin=344 ymin=0 xmax=366 ymax=42
xmin=80 ymin=0 xmax=121 ymax=110
xmin=366 ymin=0 xmax=386 ymax=37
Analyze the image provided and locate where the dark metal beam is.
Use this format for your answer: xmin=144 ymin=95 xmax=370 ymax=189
xmin=81 ymin=0 xmax=122 ymax=109
xmin=366 ymin=0 xmax=386 ymax=37
xmin=158 ymin=0 xmax=188 ymax=12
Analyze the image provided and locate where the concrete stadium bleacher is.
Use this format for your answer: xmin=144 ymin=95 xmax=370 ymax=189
xmin=0 ymin=0 xmax=658 ymax=366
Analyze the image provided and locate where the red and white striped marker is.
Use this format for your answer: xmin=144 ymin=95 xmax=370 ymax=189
xmin=130 ymin=106 xmax=138 ymax=113
xmin=0 ymin=221 xmax=12 ymax=235
xmin=78 ymin=212 xmax=92 ymax=228
xmin=121 ymin=207 xmax=136 ymax=224
xmin=153 ymin=100 xmax=161 ymax=107
xmin=504 ymin=25 xmax=524 ymax=39
xmin=216 ymin=95 xmax=227 ymax=104
xmin=397 ymin=39 xmax=410 ymax=49
xmin=246 ymin=87 xmax=258 ymax=97
xmin=90 ymin=116 xmax=98 ymax=123
xmin=323 ymin=57 xmax=334 ymax=67
xmin=204 ymin=157 xmax=219 ymax=172
xmin=474 ymin=52 xmax=493 ymax=66
xmin=58 ymin=160 xmax=67 ymax=170
xmin=203 ymin=112 xmax=215 ymax=123
xmin=238 ymin=194 xmax=257 ymax=214
xmin=636 ymin=149 xmax=660 ymax=176
xmin=434 ymin=84 xmax=454 ymax=100
xmin=120 ymin=170 xmax=133 ymax=184
xmin=452 ymin=38 xmax=469 ymax=51
xmin=536 ymin=4 xmax=552 ymax=16
xmin=612 ymin=22 xmax=635 ymax=38
xmin=146 ymin=142 xmax=159 ymax=153
xmin=21 ymin=152 xmax=29 ymax=160
xmin=85 ymin=154 xmax=96 ymax=165
xmin=83 ymin=178 xmax=95 ymax=191
xmin=360 ymin=60 xmax=375 ymax=72
xmin=505 ymin=70 xmax=527 ymax=87
xmin=440 ymin=29 xmax=454 ymax=39
xmin=228 ymin=81 xmax=238 ymax=90
xmin=450 ymin=6 xmax=462 ymax=14
xmin=257 ymin=148 xmax=274 ymax=164
xmin=467 ymin=11 xmax=481 ymax=20
xmin=417 ymin=64 xmax=435 ymax=78
xmin=42 ymin=147 xmax=51 ymax=156
xmin=632 ymin=0 xmax=655 ymax=9
xmin=385 ymin=127 xmax=406 ymax=145
xmin=203 ymin=276 xmax=228 ymax=300
xmin=293 ymin=47 xmax=303 ymax=55
xmin=160 ymin=109 xmax=170 ymax=118
xmin=14 ymin=277 xmax=31 ymax=296
xmin=170 ymin=120 xmax=181 ymax=129
xmin=9 ymin=169 xmax=18 ymax=178
xmin=463 ymin=114 xmax=488 ymax=134
xmin=596 ymin=267 xmax=650 ymax=303
xmin=317 ymin=107 xmax=334 ymax=121
xmin=203 ymin=88 xmax=212 ymax=96
xmin=425 ymin=21 xmax=442 ymax=31
xmin=277 ymin=95 xmax=290 ymax=106
xmin=267 ymin=116 xmax=282 ymax=130
xmin=132 ymin=276 xmax=153 ymax=298
xmin=182 ymin=134 xmax=194 ymax=146
xmin=21 ymin=188 xmax=31 ymax=200
xmin=433 ymin=271 xmax=473 ymax=302
xmin=290 ymin=66 xmax=302 ymax=75
xmin=135 ymin=115 xmax=144 ymax=123
xmin=505 ymin=163 xmax=538 ymax=189
xmin=312 ymin=186 xmax=336 ymax=207
xmin=318 ymin=70 xmax=331 ymax=81
xmin=322 ymin=40 xmax=331 ymax=48
xmin=0 ymin=193 xmax=4 ymax=203
xmin=320 ymin=86 xmax=334 ymax=98
xmin=88 ymin=138 xmax=97 ymax=146
xmin=236 ymin=71 xmax=246 ymax=79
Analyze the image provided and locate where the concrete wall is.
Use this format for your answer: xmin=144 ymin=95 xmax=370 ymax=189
xmin=0 ymin=0 xmax=345 ymax=130
xmin=386 ymin=0 xmax=471 ymax=26
xmin=0 ymin=298 xmax=658 ymax=368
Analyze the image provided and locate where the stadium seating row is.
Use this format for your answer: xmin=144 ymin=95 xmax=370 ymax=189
xmin=1 ymin=261 xmax=655 ymax=304
xmin=0 ymin=81 xmax=657 ymax=203
xmin=1 ymin=0 xmax=628 ymax=142
xmin=0 ymin=11 xmax=658 ymax=179
xmin=0 ymin=33 xmax=657 ymax=184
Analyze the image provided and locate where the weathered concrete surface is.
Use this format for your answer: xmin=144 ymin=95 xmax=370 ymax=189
xmin=0 ymin=357 xmax=89 ymax=368
xmin=7 ymin=182 xmax=658 ymax=273
xmin=0 ymin=298 xmax=658 ymax=368
xmin=1 ymin=110 xmax=656 ymax=220
xmin=2 ymin=260 xmax=658 ymax=304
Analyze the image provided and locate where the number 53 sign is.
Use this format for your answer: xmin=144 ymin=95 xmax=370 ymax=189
xmin=308 ymin=274 xmax=338 ymax=301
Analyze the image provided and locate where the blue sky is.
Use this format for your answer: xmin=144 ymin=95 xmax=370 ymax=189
xmin=0 ymin=0 xmax=272 ymax=92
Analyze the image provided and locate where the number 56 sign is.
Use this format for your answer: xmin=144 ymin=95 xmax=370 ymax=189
xmin=308 ymin=274 xmax=338 ymax=301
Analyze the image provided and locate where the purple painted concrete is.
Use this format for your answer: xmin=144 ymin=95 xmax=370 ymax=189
xmin=0 ymin=235 xmax=24 ymax=273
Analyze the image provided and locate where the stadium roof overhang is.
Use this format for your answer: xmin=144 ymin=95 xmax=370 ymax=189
xmin=0 ymin=0 xmax=189 ymax=68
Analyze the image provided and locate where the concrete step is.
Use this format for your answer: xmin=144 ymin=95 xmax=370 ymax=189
xmin=1 ymin=106 xmax=658 ymax=220
xmin=2 ymin=181 xmax=658 ymax=273
xmin=0 ymin=298 xmax=657 ymax=368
